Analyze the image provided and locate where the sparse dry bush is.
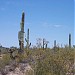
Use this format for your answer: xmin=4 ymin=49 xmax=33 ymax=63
xmin=0 ymin=53 xmax=11 ymax=69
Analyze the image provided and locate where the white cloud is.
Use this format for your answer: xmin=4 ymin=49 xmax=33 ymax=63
xmin=53 ymin=25 xmax=62 ymax=28
xmin=41 ymin=22 xmax=63 ymax=28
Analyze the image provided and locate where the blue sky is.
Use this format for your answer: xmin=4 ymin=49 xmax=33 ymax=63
xmin=0 ymin=0 xmax=74 ymax=48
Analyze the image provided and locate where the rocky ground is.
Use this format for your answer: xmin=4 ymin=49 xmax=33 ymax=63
xmin=0 ymin=62 xmax=34 ymax=75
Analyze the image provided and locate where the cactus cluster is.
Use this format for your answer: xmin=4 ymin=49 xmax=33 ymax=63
xmin=18 ymin=12 xmax=72 ymax=51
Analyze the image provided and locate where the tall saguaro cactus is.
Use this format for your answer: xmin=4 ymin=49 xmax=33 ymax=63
xmin=18 ymin=12 xmax=25 ymax=53
xmin=69 ymin=33 xmax=71 ymax=48
xmin=25 ymin=28 xmax=31 ymax=50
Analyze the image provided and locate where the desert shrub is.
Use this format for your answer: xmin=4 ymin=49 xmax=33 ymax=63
xmin=0 ymin=54 xmax=11 ymax=69
xmin=32 ymin=47 xmax=74 ymax=75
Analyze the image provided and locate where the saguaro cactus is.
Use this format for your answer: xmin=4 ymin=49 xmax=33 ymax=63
xmin=43 ymin=39 xmax=49 ymax=50
xmin=54 ymin=40 xmax=56 ymax=49
xmin=45 ymin=41 xmax=49 ymax=49
xmin=25 ymin=28 xmax=31 ymax=50
xmin=18 ymin=12 xmax=25 ymax=53
xmin=43 ymin=38 xmax=45 ymax=50
xmin=69 ymin=33 xmax=71 ymax=48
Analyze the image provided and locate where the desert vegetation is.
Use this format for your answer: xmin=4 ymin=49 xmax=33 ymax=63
xmin=0 ymin=46 xmax=74 ymax=75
